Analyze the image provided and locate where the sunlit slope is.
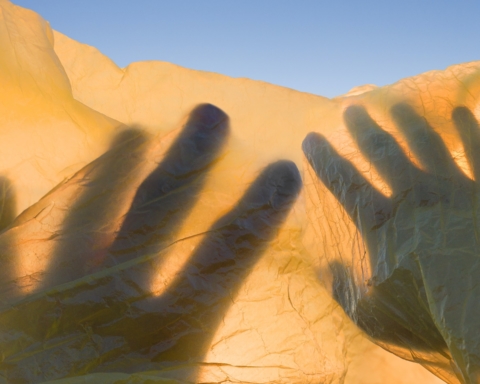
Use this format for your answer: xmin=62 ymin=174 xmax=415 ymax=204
xmin=3 ymin=0 xmax=480 ymax=382
xmin=0 ymin=0 xmax=125 ymax=215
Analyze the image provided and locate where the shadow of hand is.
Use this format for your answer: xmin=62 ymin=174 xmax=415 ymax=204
xmin=303 ymin=103 xmax=480 ymax=383
xmin=0 ymin=104 xmax=302 ymax=383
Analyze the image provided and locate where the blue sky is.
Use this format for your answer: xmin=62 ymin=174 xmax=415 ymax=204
xmin=12 ymin=0 xmax=480 ymax=98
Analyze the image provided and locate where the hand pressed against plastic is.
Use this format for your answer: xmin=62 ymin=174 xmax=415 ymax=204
xmin=0 ymin=104 xmax=301 ymax=383
xmin=303 ymin=104 xmax=480 ymax=384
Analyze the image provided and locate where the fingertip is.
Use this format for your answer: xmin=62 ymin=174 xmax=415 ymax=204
xmin=177 ymin=104 xmax=229 ymax=159
xmin=110 ymin=127 xmax=149 ymax=150
xmin=189 ymin=103 xmax=229 ymax=132
xmin=344 ymin=105 xmax=376 ymax=134
xmin=260 ymin=160 xmax=302 ymax=209
xmin=266 ymin=160 xmax=301 ymax=187
xmin=302 ymin=132 xmax=326 ymax=154
xmin=302 ymin=132 xmax=334 ymax=172
xmin=390 ymin=102 xmax=413 ymax=117
xmin=452 ymin=105 xmax=474 ymax=123
xmin=344 ymin=104 xmax=367 ymax=119
xmin=390 ymin=103 xmax=421 ymax=127
xmin=273 ymin=159 xmax=302 ymax=189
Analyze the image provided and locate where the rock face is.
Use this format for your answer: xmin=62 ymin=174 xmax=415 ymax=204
xmin=2 ymin=0 xmax=480 ymax=382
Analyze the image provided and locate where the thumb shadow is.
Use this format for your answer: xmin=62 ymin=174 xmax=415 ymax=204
xmin=0 ymin=176 xmax=15 ymax=232
xmin=41 ymin=127 xmax=150 ymax=289
xmin=0 ymin=176 xmax=18 ymax=303
xmin=328 ymin=253 xmax=448 ymax=355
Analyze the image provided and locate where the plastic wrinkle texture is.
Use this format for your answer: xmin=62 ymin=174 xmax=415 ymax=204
xmin=2 ymin=0 xmax=480 ymax=383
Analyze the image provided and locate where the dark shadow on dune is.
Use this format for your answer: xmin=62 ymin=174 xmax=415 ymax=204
xmin=0 ymin=105 xmax=302 ymax=383
xmin=302 ymin=104 xmax=480 ymax=357
xmin=41 ymin=127 xmax=150 ymax=289
xmin=43 ymin=104 xmax=229 ymax=291
xmin=108 ymin=103 xmax=230 ymax=267
xmin=84 ymin=160 xmax=302 ymax=379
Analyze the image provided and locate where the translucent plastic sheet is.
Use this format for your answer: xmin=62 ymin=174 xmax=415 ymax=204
xmin=1 ymin=0 xmax=480 ymax=383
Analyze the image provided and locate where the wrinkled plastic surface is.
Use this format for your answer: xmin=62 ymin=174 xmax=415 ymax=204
xmin=1 ymin=0 xmax=480 ymax=382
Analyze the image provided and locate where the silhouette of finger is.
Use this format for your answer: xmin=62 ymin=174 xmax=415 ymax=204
xmin=0 ymin=105 xmax=230 ymax=379
xmin=147 ymin=160 xmax=302 ymax=364
xmin=0 ymin=161 xmax=301 ymax=380
xmin=344 ymin=105 xmax=419 ymax=191
xmin=0 ymin=176 xmax=15 ymax=232
xmin=303 ymin=132 xmax=390 ymax=231
xmin=328 ymin=261 xmax=357 ymax=319
xmin=452 ymin=106 xmax=480 ymax=182
xmin=75 ymin=161 xmax=302 ymax=370
xmin=108 ymin=103 xmax=229 ymax=265
xmin=43 ymin=128 xmax=149 ymax=288
xmin=391 ymin=103 xmax=460 ymax=178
